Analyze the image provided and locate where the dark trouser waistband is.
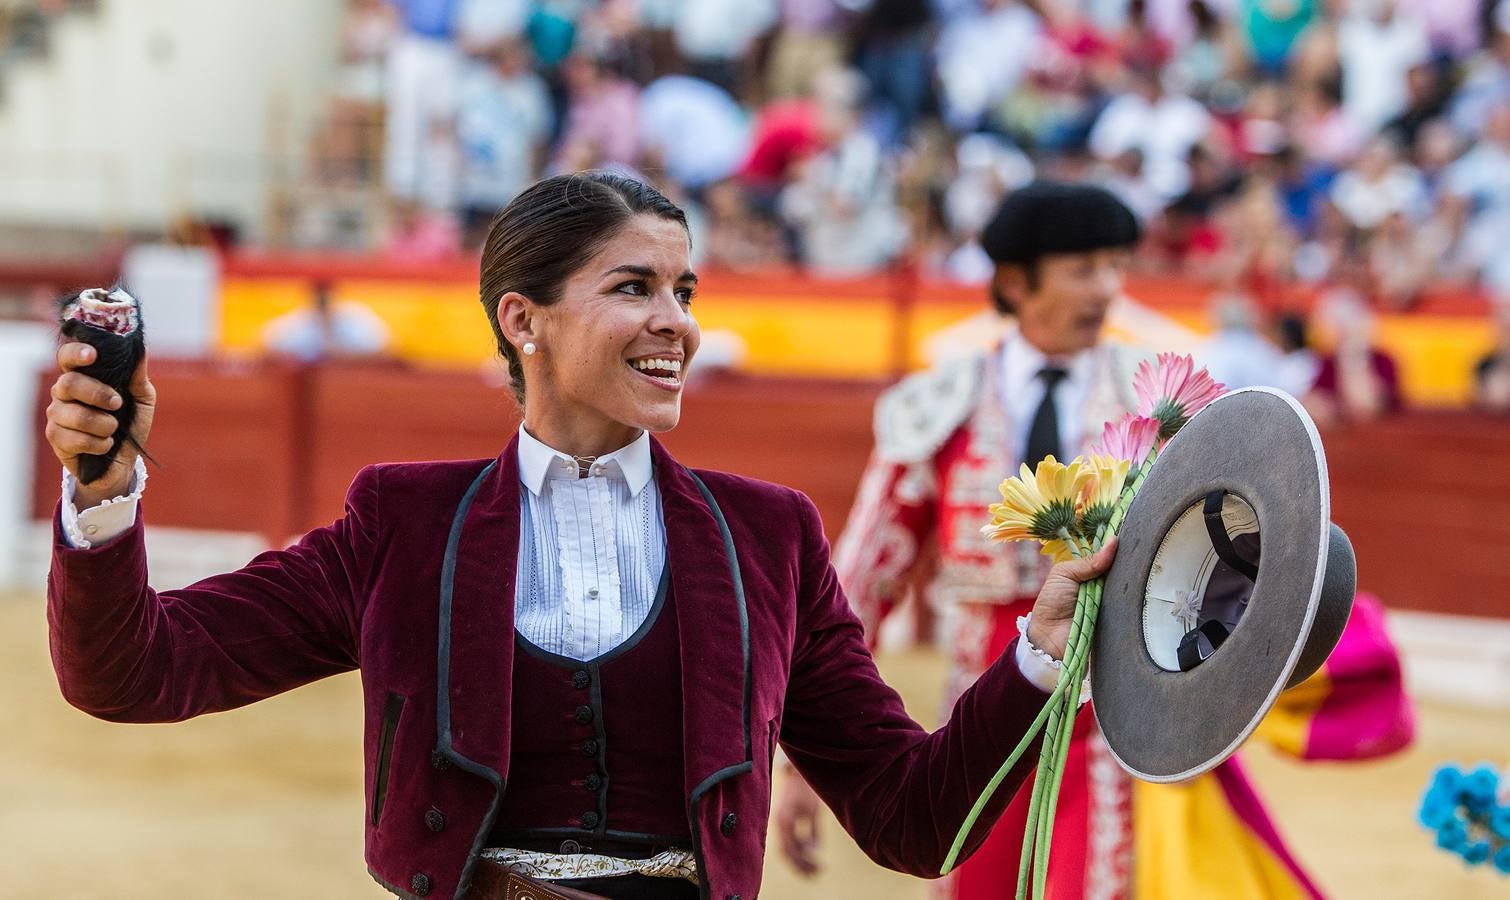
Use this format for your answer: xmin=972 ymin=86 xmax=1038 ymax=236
xmin=549 ymin=874 xmax=699 ymax=899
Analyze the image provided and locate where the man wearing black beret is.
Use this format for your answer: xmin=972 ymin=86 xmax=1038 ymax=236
xmin=778 ymin=181 xmax=1411 ymax=899
xmin=774 ymin=181 xmax=1149 ymax=895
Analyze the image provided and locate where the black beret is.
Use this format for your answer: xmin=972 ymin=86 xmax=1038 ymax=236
xmin=980 ymin=181 xmax=1141 ymax=265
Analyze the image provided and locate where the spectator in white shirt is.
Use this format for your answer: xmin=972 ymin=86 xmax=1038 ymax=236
xmin=1336 ymin=0 xmax=1430 ymax=133
xmin=935 ymin=0 xmax=1043 ymax=132
xmin=455 ymin=0 xmax=529 ymax=56
xmin=1329 ymin=136 xmax=1428 ymax=232
xmin=669 ymin=0 xmax=777 ymax=93
xmin=1449 ymin=4 xmax=1510 ymax=135
xmin=458 ymin=38 xmax=553 ymax=230
xmin=384 ymin=0 xmax=465 ymax=201
xmin=1089 ymin=67 xmax=1213 ymax=201
xmin=1442 ymin=102 xmax=1510 ymax=295
xmin=779 ymin=68 xmax=907 ymax=275
xmin=638 ymin=75 xmax=751 ymax=191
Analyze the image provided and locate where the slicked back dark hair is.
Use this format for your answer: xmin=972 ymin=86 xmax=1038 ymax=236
xmin=479 ymin=172 xmax=688 ymax=404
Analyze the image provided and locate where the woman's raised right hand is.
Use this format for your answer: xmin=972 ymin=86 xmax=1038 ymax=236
xmin=44 ymin=341 xmax=156 ymax=507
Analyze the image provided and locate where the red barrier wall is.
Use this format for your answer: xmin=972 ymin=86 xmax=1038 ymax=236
xmin=31 ymin=363 xmax=1505 ymax=619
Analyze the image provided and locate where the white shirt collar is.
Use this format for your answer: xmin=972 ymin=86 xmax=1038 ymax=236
xmin=517 ymin=427 xmax=654 ymax=497
xmin=1002 ymin=327 xmax=1096 ymax=394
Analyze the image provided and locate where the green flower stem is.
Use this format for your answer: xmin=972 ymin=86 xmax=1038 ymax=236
xmin=943 ymin=445 xmax=1163 ymax=893
xmin=1021 ymin=449 xmax=1157 ymax=897
xmin=1034 ymin=672 xmax=1081 ymax=893
xmin=937 ymin=647 xmax=1088 ymax=874
xmin=1019 ymin=564 xmax=1096 ymax=898
xmin=1032 ymin=579 xmax=1102 ymax=896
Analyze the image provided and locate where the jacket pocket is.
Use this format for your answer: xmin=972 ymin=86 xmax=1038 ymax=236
xmin=372 ymin=691 xmax=405 ymax=825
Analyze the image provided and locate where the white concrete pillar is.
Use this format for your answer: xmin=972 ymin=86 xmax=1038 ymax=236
xmin=0 ymin=321 xmax=56 ymax=589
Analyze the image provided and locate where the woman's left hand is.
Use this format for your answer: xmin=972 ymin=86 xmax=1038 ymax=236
xmin=1026 ymin=538 xmax=1118 ymax=662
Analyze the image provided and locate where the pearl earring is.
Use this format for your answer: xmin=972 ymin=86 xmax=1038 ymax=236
xmin=522 ymin=342 xmax=537 ymax=356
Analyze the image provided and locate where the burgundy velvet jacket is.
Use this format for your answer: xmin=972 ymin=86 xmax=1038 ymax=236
xmin=48 ymin=437 xmax=1051 ymax=900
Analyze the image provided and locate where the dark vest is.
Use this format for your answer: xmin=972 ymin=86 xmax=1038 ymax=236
xmin=490 ymin=564 xmax=690 ymax=851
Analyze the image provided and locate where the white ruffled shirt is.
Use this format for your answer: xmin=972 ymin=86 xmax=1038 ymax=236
xmin=513 ymin=428 xmax=666 ymax=661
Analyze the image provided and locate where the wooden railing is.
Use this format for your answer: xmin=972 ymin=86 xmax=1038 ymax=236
xmin=29 ymin=360 xmax=1508 ymax=619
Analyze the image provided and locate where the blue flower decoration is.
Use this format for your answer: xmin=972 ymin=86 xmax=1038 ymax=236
xmin=1438 ymin=819 xmax=1469 ymax=852
xmin=1419 ymin=762 xmax=1509 ymax=875
xmin=1492 ymin=807 xmax=1510 ymax=840
xmin=1465 ymin=766 xmax=1500 ymax=813
xmin=1419 ymin=799 xmax=1455 ymax=830
xmin=1432 ymin=765 xmax=1464 ymax=794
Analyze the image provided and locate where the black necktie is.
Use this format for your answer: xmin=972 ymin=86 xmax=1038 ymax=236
xmin=1025 ymin=366 xmax=1069 ymax=468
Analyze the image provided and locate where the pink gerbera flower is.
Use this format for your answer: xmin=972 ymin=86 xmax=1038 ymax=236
xmin=1088 ymin=414 xmax=1161 ymax=464
xmin=1133 ymin=353 xmax=1226 ymax=440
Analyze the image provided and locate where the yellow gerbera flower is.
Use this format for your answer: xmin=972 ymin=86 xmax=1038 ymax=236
xmin=1085 ymin=454 xmax=1130 ymax=508
xmin=1077 ymin=454 xmax=1131 ymax=539
xmin=982 ymin=455 xmax=1094 ymax=544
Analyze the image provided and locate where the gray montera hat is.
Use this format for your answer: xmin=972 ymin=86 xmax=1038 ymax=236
xmin=1091 ymin=388 xmax=1356 ymax=783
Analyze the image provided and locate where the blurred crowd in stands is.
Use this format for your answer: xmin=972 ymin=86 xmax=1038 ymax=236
xmin=284 ymin=0 xmax=1510 ymax=415
xmin=299 ymin=0 xmax=1510 ymax=306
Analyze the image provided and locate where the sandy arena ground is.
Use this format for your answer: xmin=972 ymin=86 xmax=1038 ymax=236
xmin=1 ymin=592 xmax=1505 ymax=898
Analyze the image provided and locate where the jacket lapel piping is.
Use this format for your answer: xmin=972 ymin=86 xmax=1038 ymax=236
xmin=684 ymin=468 xmax=752 ymax=900
xmin=687 ymin=469 xmax=752 ymax=760
xmin=433 ymin=459 xmax=507 ymax=900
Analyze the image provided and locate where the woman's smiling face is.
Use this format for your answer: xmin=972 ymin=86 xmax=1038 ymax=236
xmin=509 ymin=214 xmax=700 ymax=449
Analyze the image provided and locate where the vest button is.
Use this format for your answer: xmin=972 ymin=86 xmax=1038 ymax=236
xmin=424 ymin=808 xmax=445 ymax=832
xmin=581 ymin=810 xmax=601 ymax=828
xmin=429 ymin=750 xmax=451 ymax=771
xmin=574 ymin=704 xmax=593 ymax=724
xmin=560 ymin=839 xmax=582 ymax=854
xmin=580 ymin=739 xmax=599 ymax=756
xmin=585 ymin=773 xmax=604 ymax=791
xmin=572 ymin=670 xmax=591 ymax=690
xmin=410 ymin=873 xmax=432 ymax=896
xmin=721 ymin=812 xmax=738 ymax=836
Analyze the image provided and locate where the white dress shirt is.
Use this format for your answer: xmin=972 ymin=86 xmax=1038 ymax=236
xmin=60 ymin=430 xmax=1062 ymax=687
xmin=998 ymin=329 xmax=1097 ymax=466
xmin=514 ymin=427 xmax=665 ymax=661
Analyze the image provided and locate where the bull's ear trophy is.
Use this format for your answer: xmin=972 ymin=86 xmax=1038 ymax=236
xmin=947 ymin=354 xmax=1357 ymax=900
xmin=58 ymin=287 xmax=150 ymax=484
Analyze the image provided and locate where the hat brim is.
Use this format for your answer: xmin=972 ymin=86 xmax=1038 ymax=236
xmin=1091 ymin=388 xmax=1331 ymax=783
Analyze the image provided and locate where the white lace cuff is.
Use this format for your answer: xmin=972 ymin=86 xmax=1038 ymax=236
xmin=61 ymin=456 xmax=148 ymax=549
xmin=1014 ymin=628 xmax=1063 ymax=693
xmin=1014 ymin=613 xmax=1091 ymax=704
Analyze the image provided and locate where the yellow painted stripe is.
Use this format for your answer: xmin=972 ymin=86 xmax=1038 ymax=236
xmin=694 ymin=293 xmax=894 ymax=377
xmin=216 ymin=278 xmax=1493 ymax=404
xmin=1375 ymin=315 xmax=1495 ymax=407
